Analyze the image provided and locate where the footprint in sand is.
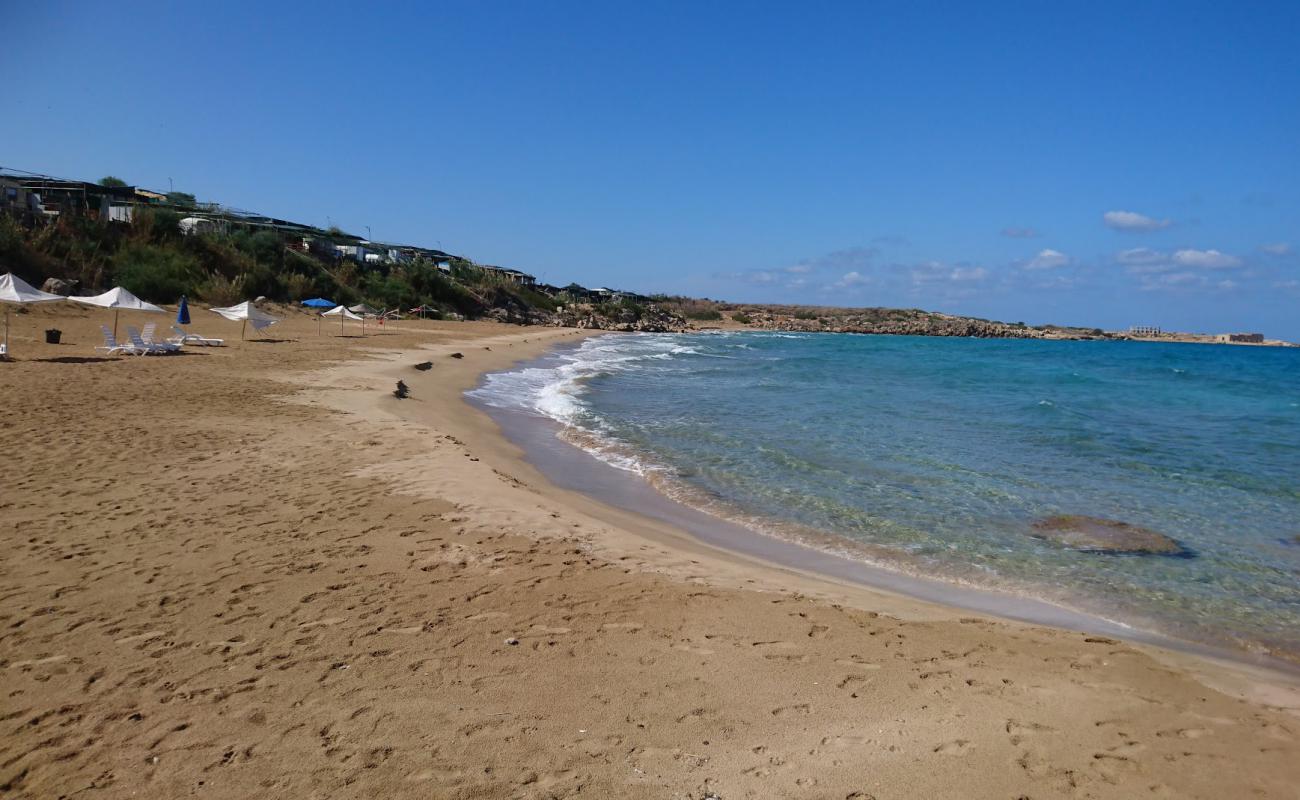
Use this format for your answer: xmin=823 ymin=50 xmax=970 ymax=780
xmin=1156 ymin=727 xmax=1211 ymax=739
xmin=1091 ymin=752 xmax=1139 ymax=783
xmin=820 ymin=734 xmax=869 ymax=749
xmin=1005 ymin=719 xmax=1056 ymax=745
xmin=601 ymin=622 xmax=643 ymax=632
xmin=933 ymin=739 xmax=972 ymax=755
xmin=771 ymin=704 xmax=811 ymax=718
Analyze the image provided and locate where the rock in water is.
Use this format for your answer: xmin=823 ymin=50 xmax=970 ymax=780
xmin=1030 ymin=515 xmax=1190 ymax=556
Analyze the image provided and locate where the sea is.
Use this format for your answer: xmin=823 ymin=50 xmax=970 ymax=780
xmin=469 ymin=332 xmax=1300 ymax=666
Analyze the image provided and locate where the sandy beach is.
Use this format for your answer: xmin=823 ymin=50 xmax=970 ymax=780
xmin=3 ymin=304 xmax=1299 ymax=799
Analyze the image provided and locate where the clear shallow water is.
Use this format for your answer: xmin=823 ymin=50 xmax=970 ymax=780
xmin=471 ymin=332 xmax=1300 ymax=662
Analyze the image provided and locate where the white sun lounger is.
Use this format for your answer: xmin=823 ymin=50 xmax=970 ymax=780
xmin=127 ymin=326 xmax=179 ymax=354
xmin=141 ymin=322 xmax=183 ymax=352
xmin=96 ymin=324 xmax=145 ymax=356
xmin=168 ymin=325 xmax=224 ymax=347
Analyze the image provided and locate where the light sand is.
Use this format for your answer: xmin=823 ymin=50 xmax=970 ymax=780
xmin=2 ymin=303 xmax=1299 ymax=799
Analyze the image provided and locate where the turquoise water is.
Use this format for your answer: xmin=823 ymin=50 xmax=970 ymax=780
xmin=471 ymin=333 xmax=1300 ymax=661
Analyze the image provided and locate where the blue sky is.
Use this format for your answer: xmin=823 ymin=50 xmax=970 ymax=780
xmin=3 ymin=1 xmax=1298 ymax=336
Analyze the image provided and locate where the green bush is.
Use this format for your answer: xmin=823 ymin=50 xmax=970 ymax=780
xmin=731 ymin=311 xmax=752 ymax=324
xmin=112 ymin=242 xmax=199 ymax=302
xmin=231 ymin=229 xmax=284 ymax=267
xmin=195 ymin=273 xmax=244 ymax=305
xmin=685 ymin=309 xmax=722 ymax=321
xmin=282 ymin=272 xmax=314 ymax=301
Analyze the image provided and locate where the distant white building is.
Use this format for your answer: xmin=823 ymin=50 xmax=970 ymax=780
xmin=178 ymin=216 xmax=223 ymax=235
xmin=1129 ymin=325 xmax=1162 ymax=336
xmin=335 ymin=243 xmax=375 ymax=263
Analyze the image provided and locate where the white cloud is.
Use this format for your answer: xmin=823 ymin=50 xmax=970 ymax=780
xmin=1103 ymin=210 xmax=1172 ymax=232
xmin=834 ymin=271 xmax=869 ymax=288
xmin=1118 ymin=247 xmax=1243 ymax=276
xmin=1116 ymin=247 xmax=1167 ymax=265
xmin=911 ymin=261 xmax=987 ymax=284
xmin=1024 ymin=248 xmax=1069 ymax=270
xmin=1001 ymin=227 xmax=1039 ymax=239
xmin=1217 ymin=279 xmax=1239 ymax=290
xmin=952 ymin=266 xmax=988 ymax=281
xmin=1138 ymin=271 xmax=1201 ymax=291
xmin=771 ymin=246 xmax=879 ymax=280
xmin=1171 ymin=249 xmax=1242 ymax=269
xmin=1260 ymin=242 xmax=1292 ymax=256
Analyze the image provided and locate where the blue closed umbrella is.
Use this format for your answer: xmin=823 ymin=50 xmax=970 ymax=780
xmin=177 ymin=295 xmax=191 ymax=325
xmin=302 ymin=297 xmax=335 ymax=308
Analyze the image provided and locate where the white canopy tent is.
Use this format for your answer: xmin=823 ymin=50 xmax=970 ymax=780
xmin=348 ymin=303 xmax=377 ymax=316
xmin=70 ymin=286 xmax=164 ymax=338
xmin=210 ymin=300 xmax=280 ymax=340
xmin=321 ymin=304 xmax=364 ymax=336
xmin=1 ymin=272 xmax=65 ymax=357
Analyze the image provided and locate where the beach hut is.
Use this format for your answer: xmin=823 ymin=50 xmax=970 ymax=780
xmin=210 ymin=300 xmax=280 ymax=340
xmin=69 ymin=286 xmax=163 ymax=339
xmin=321 ymin=304 xmax=364 ymax=336
xmin=0 ymin=272 xmax=66 ymax=358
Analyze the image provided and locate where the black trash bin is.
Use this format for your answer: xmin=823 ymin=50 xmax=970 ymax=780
xmin=45 ymin=329 xmax=62 ymax=344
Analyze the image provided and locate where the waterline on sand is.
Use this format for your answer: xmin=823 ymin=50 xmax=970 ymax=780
xmin=468 ymin=332 xmax=1300 ymax=669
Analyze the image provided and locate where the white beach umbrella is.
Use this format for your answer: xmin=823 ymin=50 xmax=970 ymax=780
xmin=210 ymin=300 xmax=280 ymax=340
xmin=321 ymin=304 xmax=364 ymax=336
xmin=69 ymin=286 xmax=165 ymax=339
xmin=0 ymin=272 xmax=66 ymax=357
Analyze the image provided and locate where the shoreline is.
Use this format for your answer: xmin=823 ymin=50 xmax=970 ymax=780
xmin=356 ymin=329 xmax=1300 ymax=703
xmin=466 ymin=333 xmax=1300 ymax=681
xmin=6 ymin=307 xmax=1299 ymax=798
xmin=471 ymin=375 xmax=1300 ymax=679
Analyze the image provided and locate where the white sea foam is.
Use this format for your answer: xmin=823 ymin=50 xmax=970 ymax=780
xmin=468 ymin=334 xmax=695 ymax=475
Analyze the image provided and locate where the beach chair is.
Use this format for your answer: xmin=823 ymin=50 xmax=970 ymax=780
xmin=168 ymin=325 xmax=224 ymax=347
xmin=141 ymin=323 xmax=182 ymax=352
xmin=96 ymin=324 xmax=144 ymax=356
xmin=141 ymin=322 xmax=184 ymax=352
xmin=126 ymin=326 xmax=179 ymax=355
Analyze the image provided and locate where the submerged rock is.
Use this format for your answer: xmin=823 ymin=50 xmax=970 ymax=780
xmin=1030 ymin=515 xmax=1190 ymax=556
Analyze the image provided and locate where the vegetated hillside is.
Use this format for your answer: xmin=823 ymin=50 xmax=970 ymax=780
xmin=0 ymin=211 xmax=686 ymax=329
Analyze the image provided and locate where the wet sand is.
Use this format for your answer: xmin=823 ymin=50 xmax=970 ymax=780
xmin=2 ymin=304 xmax=1299 ymax=799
